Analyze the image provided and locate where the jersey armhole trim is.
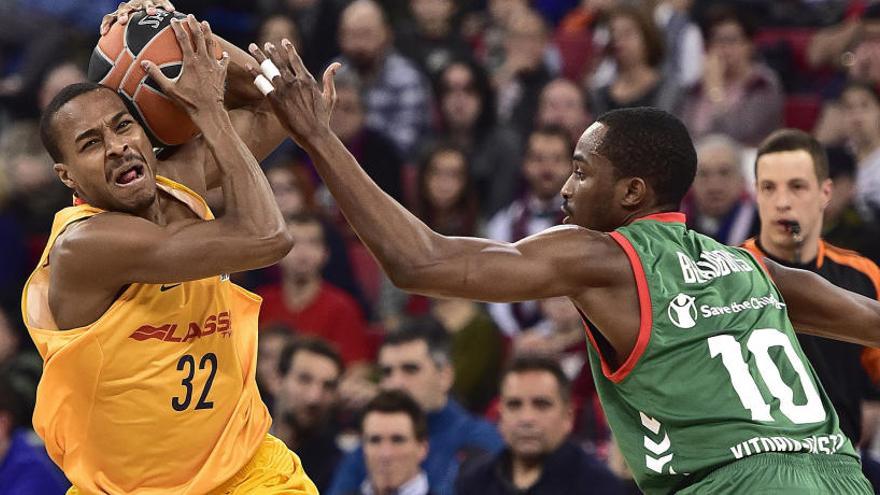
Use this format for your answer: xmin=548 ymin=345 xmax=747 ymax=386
xmin=590 ymin=231 xmax=653 ymax=384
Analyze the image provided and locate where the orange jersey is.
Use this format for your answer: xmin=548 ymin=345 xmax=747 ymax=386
xmin=21 ymin=177 xmax=272 ymax=494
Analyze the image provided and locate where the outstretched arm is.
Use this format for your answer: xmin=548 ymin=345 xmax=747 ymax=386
xmin=766 ymin=259 xmax=880 ymax=347
xmin=247 ymin=41 xmax=614 ymax=302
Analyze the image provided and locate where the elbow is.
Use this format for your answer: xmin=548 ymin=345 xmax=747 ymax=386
xmin=260 ymin=227 xmax=294 ymax=263
xmin=388 ymin=264 xmax=419 ymax=292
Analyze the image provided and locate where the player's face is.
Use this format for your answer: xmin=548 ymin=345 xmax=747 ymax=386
xmin=755 ymin=150 xmax=831 ymax=254
xmin=499 ymin=371 xmax=573 ymax=458
xmin=379 ymin=341 xmax=452 ymax=412
xmin=561 ymin=123 xmax=624 ymax=231
xmin=362 ymin=412 xmax=427 ymax=492
xmin=53 ymin=89 xmax=157 ymax=213
xmin=282 ymin=350 xmax=340 ymax=428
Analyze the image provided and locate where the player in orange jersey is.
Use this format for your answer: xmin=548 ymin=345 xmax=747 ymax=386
xmin=21 ymin=2 xmax=330 ymax=494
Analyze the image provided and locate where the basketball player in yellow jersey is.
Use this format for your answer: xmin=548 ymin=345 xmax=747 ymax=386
xmin=20 ymin=10 xmax=329 ymax=495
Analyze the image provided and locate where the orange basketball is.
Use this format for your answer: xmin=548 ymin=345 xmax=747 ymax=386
xmin=87 ymin=9 xmax=222 ymax=147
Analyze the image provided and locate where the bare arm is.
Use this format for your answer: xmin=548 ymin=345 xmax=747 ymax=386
xmin=807 ymin=20 xmax=861 ymax=69
xmin=102 ymin=1 xmax=288 ymax=189
xmin=248 ymin=42 xmax=614 ymax=302
xmin=767 ymin=259 xmax=880 ymax=347
xmin=58 ymin=18 xmax=289 ymax=287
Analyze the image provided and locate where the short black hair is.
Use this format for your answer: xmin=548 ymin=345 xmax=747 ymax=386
xmin=502 ymin=354 xmax=572 ymax=403
xmin=39 ymin=82 xmax=110 ymax=163
xmin=596 ymin=107 xmax=697 ymax=208
xmin=826 ymin=146 xmax=856 ymax=180
xmin=277 ymin=336 xmax=345 ymax=377
xmin=756 ymin=128 xmax=829 ymax=182
xmin=381 ymin=317 xmax=451 ymax=368
xmin=361 ymin=389 xmax=428 ymax=441
xmin=528 ymin=125 xmax=574 ymax=158
xmin=703 ymin=5 xmax=757 ymax=41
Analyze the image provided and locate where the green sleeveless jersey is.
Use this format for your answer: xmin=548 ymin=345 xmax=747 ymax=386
xmin=587 ymin=213 xmax=858 ymax=495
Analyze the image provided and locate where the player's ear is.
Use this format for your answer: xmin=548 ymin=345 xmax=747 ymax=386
xmin=620 ymin=177 xmax=648 ymax=207
xmin=54 ymin=163 xmax=77 ymax=191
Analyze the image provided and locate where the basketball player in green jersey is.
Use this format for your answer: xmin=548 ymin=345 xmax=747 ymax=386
xmin=251 ymin=43 xmax=880 ymax=494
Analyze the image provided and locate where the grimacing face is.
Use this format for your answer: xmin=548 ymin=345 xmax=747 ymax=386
xmin=561 ymin=123 xmax=627 ymax=232
xmin=52 ymin=88 xmax=158 ymax=213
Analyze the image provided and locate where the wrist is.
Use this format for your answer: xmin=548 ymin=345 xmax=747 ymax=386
xmin=192 ymin=108 xmax=234 ymax=139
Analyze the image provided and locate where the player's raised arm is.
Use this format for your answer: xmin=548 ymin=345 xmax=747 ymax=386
xmin=51 ymin=20 xmax=290 ymax=296
xmin=101 ymin=1 xmax=288 ymax=186
xmin=246 ymin=41 xmax=619 ymax=302
xmin=766 ymin=259 xmax=880 ymax=347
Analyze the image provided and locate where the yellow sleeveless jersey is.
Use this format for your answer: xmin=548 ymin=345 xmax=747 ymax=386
xmin=21 ymin=177 xmax=272 ymax=494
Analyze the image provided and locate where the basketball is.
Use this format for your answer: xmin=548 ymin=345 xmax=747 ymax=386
xmin=87 ymin=9 xmax=222 ymax=147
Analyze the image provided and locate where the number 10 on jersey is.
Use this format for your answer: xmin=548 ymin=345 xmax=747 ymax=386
xmin=708 ymin=328 xmax=826 ymax=425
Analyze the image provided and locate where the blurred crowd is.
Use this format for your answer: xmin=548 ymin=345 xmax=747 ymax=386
xmin=4 ymin=0 xmax=880 ymax=494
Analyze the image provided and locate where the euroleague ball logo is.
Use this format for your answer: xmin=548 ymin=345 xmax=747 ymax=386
xmin=667 ymin=294 xmax=697 ymax=329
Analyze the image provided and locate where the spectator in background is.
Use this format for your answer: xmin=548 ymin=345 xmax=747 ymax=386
xmin=0 ymin=371 xmax=69 ymax=494
xmin=258 ymin=213 xmax=373 ymax=378
xmin=258 ymin=163 xmax=370 ymax=314
xmin=493 ymin=9 xmax=555 ymax=137
xmin=37 ymin=62 xmax=86 ymax=112
xmin=256 ymin=324 xmax=294 ymax=411
xmin=353 ymin=390 xmax=431 ymax=495
xmin=486 ymin=126 xmax=570 ymax=335
xmin=330 ymin=69 xmax=404 ymax=202
xmin=415 ymin=144 xmax=479 ymax=237
xmin=823 ymin=146 xmax=880 ymax=263
xmin=840 ymin=81 xmax=880 ymax=219
xmin=337 ymin=0 xmax=431 ymax=159
xmin=589 ymin=5 xmax=682 ymax=116
xmin=455 ymin=356 xmax=622 ymax=495
xmin=270 ymin=0 xmax=343 ymax=74
xmin=807 ymin=3 xmax=880 ymax=73
xmin=432 ymin=60 xmax=522 ymax=217
xmin=681 ymin=134 xmax=758 ymax=246
xmin=395 ymin=0 xmax=471 ymax=80
xmin=0 ymin=121 xmax=69 ymax=270
xmin=536 ymin=78 xmax=592 ymax=145
xmin=429 ymin=298 xmax=505 ymax=414
xmin=329 ymin=325 xmax=503 ymax=495
xmin=682 ymin=6 xmax=783 ymax=146
xmin=653 ymin=0 xmax=703 ymax=90
xmin=275 ymin=337 xmax=345 ymax=493
xmin=257 ymin=13 xmax=300 ymax=48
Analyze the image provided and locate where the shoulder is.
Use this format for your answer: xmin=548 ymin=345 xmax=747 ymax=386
xmin=455 ymin=450 xmax=501 ymax=485
xmin=824 ymin=242 xmax=880 ymax=293
xmin=385 ymin=52 xmax=428 ymax=86
xmin=52 ymin=212 xmax=146 ymax=263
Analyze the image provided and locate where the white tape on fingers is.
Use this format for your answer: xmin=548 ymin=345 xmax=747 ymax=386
xmin=254 ymin=75 xmax=274 ymax=96
xmin=260 ymin=59 xmax=282 ymax=81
